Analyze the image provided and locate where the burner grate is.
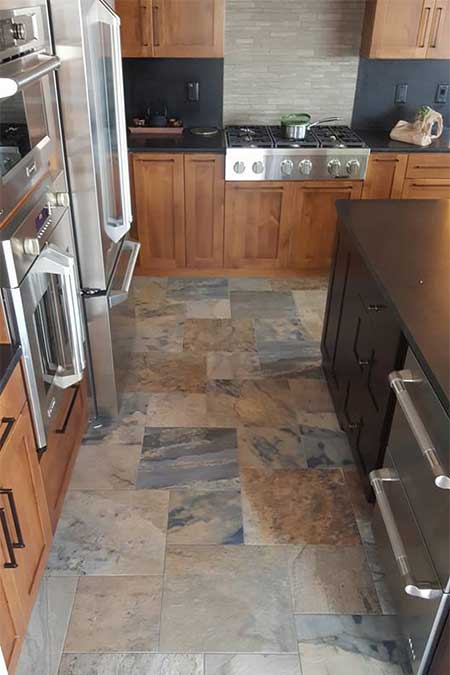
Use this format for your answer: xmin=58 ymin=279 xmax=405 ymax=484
xmin=226 ymin=125 xmax=274 ymax=148
xmin=313 ymin=125 xmax=367 ymax=148
xmin=269 ymin=126 xmax=319 ymax=148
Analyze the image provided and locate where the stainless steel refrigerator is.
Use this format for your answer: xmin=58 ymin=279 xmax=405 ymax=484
xmin=49 ymin=0 xmax=140 ymax=417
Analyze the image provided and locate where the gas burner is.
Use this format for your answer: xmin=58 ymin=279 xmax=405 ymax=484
xmin=269 ymin=126 xmax=319 ymax=149
xmin=226 ymin=125 xmax=274 ymax=148
xmin=313 ymin=125 xmax=367 ymax=148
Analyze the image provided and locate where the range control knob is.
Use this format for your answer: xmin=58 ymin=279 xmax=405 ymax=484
xmin=233 ymin=161 xmax=246 ymax=175
xmin=327 ymin=159 xmax=342 ymax=177
xmin=23 ymin=237 xmax=40 ymax=256
xmin=12 ymin=22 xmax=26 ymax=41
xmin=346 ymin=159 xmax=361 ymax=177
xmin=252 ymin=161 xmax=264 ymax=175
xmin=299 ymin=159 xmax=313 ymax=176
xmin=280 ymin=159 xmax=294 ymax=176
xmin=47 ymin=192 xmax=71 ymax=209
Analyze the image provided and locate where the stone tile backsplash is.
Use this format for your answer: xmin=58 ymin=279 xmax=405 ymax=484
xmin=224 ymin=0 xmax=366 ymax=125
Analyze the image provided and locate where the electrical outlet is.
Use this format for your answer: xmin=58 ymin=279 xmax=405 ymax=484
xmin=187 ymin=81 xmax=200 ymax=102
xmin=435 ymin=84 xmax=449 ymax=105
xmin=395 ymin=83 xmax=408 ymax=104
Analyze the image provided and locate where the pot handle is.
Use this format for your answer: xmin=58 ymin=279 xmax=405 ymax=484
xmin=308 ymin=117 xmax=341 ymax=129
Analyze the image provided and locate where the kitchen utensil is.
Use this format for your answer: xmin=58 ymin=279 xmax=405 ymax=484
xmin=146 ymin=105 xmax=168 ymax=127
xmin=281 ymin=114 xmax=340 ymax=139
xmin=189 ymin=127 xmax=220 ymax=136
xmin=390 ymin=106 xmax=444 ymax=147
xmin=128 ymin=126 xmax=183 ymax=135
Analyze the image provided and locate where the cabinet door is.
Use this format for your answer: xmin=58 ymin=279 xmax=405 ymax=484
xmin=132 ymin=153 xmax=186 ymax=271
xmin=185 ymin=154 xmax=224 ymax=268
xmin=288 ymin=182 xmax=363 ymax=272
xmin=402 ymin=179 xmax=450 ymax=199
xmin=362 ymin=0 xmax=435 ymax=58
xmin=0 ymin=558 xmax=24 ymax=673
xmin=0 ymin=404 xmax=52 ymax=620
xmin=153 ymin=0 xmax=224 ymax=57
xmin=362 ymin=153 xmax=408 ymax=199
xmin=116 ymin=1 xmax=154 ymax=57
xmin=224 ymin=182 xmax=291 ymax=270
xmin=427 ymin=0 xmax=450 ymax=57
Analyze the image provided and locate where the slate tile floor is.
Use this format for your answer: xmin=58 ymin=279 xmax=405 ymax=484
xmin=16 ymin=276 xmax=410 ymax=675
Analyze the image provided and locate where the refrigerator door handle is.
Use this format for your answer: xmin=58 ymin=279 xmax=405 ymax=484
xmin=0 ymin=55 xmax=60 ymax=99
xmin=109 ymin=240 xmax=141 ymax=308
xmin=370 ymin=468 xmax=443 ymax=601
xmin=389 ymin=370 xmax=450 ymax=490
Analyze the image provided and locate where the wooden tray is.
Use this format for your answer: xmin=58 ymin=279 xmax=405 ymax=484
xmin=128 ymin=126 xmax=183 ymax=135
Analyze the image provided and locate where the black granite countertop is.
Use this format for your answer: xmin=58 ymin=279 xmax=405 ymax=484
xmin=356 ymin=128 xmax=450 ymax=153
xmin=337 ymin=199 xmax=450 ymax=413
xmin=0 ymin=343 xmax=22 ymax=396
xmin=128 ymin=128 xmax=226 ymax=154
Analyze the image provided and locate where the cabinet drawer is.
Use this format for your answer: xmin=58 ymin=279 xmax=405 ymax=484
xmin=402 ymin=178 xmax=450 ymax=199
xmin=406 ymin=154 xmax=450 ymax=179
xmin=0 ymin=363 xmax=27 ymax=431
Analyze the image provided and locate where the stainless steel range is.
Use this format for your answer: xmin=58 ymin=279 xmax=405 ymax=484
xmin=225 ymin=125 xmax=370 ymax=181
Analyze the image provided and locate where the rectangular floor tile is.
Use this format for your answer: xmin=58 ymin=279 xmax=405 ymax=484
xmin=168 ymin=488 xmax=243 ymax=544
xmin=230 ymin=291 xmax=297 ymax=319
xmin=135 ymin=316 xmax=185 ymax=352
xmin=137 ymin=427 xmax=239 ymax=489
xmin=168 ymin=277 xmax=229 ymax=301
xmin=64 ymin=576 xmax=162 ymax=652
xmin=254 ymin=318 xmax=308 ymax=344
xmin=47 ymin=490 xmax=168 ymax=575
xmin=117 ymin=353 xmax=207 ymax=393
xmin=229 ymin=277 xmax=272 ymax=291
xmin=272 ymin=277 xmax=328 ymax=291
xmin=146 ymin=392 xmax=209 ymax=428
xmin=184 ymin=319 xmax=256 ymax=353
xmin=82 ymin=393 xmax=148 ymax=447
xmin=186 ymin=299 xmax=231 ymax=319
xmin=205 ymin=654 xmax=301 ymax=674
xmin=289 ymin=376 xmax=335 ymax=414
xmin=238 ymin=427 xmax=306 ymax=470
xmin=241 ymin=468 xmax=360 ymax=545
xmin=236 ymin=379 xmax=298 ymax=427
xmin=70 ymin=443 xmax=141 ymax=490
xmin=258 ymin=342 xmax=321 ymax=379
xmin=290 ymin=546 xmax=381 ymax=614
xmin=207 ymin=352 xmax=261 ymax=380
xmin=299 ymin=425 xmax=354 ymax=468
xmin=160 ymin=545 xmax=297 ymax=653
xmin=59 ymin=654 xmax=204 ymax=675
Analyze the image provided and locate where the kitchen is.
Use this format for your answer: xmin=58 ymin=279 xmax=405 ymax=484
xmin=0 ymin=1 xmax=449 ymax=674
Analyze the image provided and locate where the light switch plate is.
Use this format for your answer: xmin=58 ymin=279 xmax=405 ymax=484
xmin=395 ymin=83 xmax=408 ymax=104
xmin=435 ymin=84 xmax=449 ymax=105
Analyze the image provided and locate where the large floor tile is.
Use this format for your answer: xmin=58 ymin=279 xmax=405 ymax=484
xmin=135 ymin=316 xmax=185 ymax=352
xmin=254 ymin=318 xmax=308 ymax=344
xmin=236 ymin=379 xmax=298 ymax=427
xmin=184 ymin=319 xmax=256 ymax=353
xmin=160 ymin=545 xmax=297 ymax=653
xmin=64 ymin=576 xmax=162 ymax=652
xmin=130 ymin=276 xmax=168 ymax=307
xmin=59 ymin=654 xmax=204 ymax=675
xmin=205 ymin=653 xmax=301 ymax=674
xmin=230 ymin=291 xmax=297 ymax=319
xmin=299 ymin=425 xmax=354 ymax=468
xmin=47 ymin=490 xmax=168 ymax=575
xmin=272 ymin=277 xmax=328 ymax=291
xmin=207 ymin=352 xmax=261 ymax=380
xmin=70 ymin=443 xmax=141 ymax=490
xmin=16 ymin=577 xmax=77 ymax=675
xmin=258 ymin=342 xmax=321 ymax=379
xmin=289 ymin=376 xmax=335 ymax=414
xmin=137 ymin=427 xmax=239 ymax=489
xmin=136 ymin=298 xmax=186 ymax=319
xmin=146 ymin=392 xmax=209 ymax=427
xmin=290 ymin=546 xmax=381 ymax=614
xmin=168 ymin=488 xmax=243 ymax=544
xmin=168 ymin=277 xmax=229 ymax=301
xmin=295 ymin=615 xmax=410 ymax=674
xmin=241 ymin=468 xmax=360 ymax=545
xmin=238 ymin=426 xmax=306 ymax=470
xmin=229 ymin=277 xmax=272 ymax=291
xmin=82 ymin=393 xmax=148 ymax=447
xmin=117 ymin=352 xmax=207 ymax=393
xmin=186 ymin=299 xmax=231 ymax=319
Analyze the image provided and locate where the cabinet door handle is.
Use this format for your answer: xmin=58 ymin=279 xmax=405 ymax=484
xmin=417 ymin=4 xmax=433 ymax=47
xmin=429 ymin=7 xmax=443 ymax=48
xmin=0 ymin=507 xmax=18 ymax=569
xmin=367 ymin=303 xmax=386 ymax=312
xmin=152 ymin=4 xmax=160 ymax=46
xmin=0 ymin=417 xmax=15 ymax=450
xmin=140 ymin=2 xmax=150 ymax=47
xmin=0 ymin=489 xmax=25 ymax=549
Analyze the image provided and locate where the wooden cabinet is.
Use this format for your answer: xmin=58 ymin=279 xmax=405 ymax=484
xmin=402 ymin=153 xmax=450 ymax=199
xmin=131 ymin=153 xmax=186 ymax=271
xmin=185 ymin=154 xmax=224 ymax=268
xmin=0 ymin=300 xmax=9 ymax=344
xmin=362 ymin=154 xmax=408 ymax=199
xmin=0 ymin=554 xmax=24 ymax=673
xmin=39 ymin=378 xmax=88 ymax=532
xmin=117 ymin=0 xmax=224 ymax=57
xmin=361 ymin=0 xmax=450 ymax=58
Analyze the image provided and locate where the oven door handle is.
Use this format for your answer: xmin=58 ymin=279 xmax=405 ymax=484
xmin=0 ymin=55 xmax=60 ymax=100
xmin=389 ymin=370 xmax=450 ymax=490
xmin=370 ymin=468 xmax=443 ymax=601
xmin=109 ymin=240 xmax=141 ymax=308
xmin=34 ymin=245 xmax=86 ymax=389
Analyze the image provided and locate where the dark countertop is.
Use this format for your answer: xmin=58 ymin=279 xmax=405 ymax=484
xmin=0 ymin=343 xmax=22 ymax=396
xmin=356 ymin=128 xmax=450 ymax=153
xmin=337 ymin=199 xmax=450 ymax=413
xmin=128 ymin=128 xmax=226 ymax=154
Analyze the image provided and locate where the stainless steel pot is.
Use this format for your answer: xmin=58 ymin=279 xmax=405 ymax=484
xmin=281 ymin=114 xmax=340 ymax=139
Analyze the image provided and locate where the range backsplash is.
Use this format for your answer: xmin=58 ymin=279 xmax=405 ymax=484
xmin=122 ymin=58 xmax=224 ymax=128
xmin=352 ymin=59 xmax=450 ymax=129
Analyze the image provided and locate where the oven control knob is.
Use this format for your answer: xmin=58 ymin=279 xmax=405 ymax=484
xmin=252 ymin=161 xmax=264 ymax=175
xmin=47 ymin=192 xmax=70 ymax=209
xmin=233 ymin=161 xmax=246 ymax=175
xmin=327 ymin=159 xmax=342 ymax=177
xmin=299 ymin=159 xmax=313 ymax=176
xmin=23 ymin=237 xmax=40 ymax=256
xmin=346 ymin=159 xmax=361 ymax=177
xmin=280 ymin=159 xmax=294 ymax=176
xmin=12 ymin=23 xmax=26 ymax=41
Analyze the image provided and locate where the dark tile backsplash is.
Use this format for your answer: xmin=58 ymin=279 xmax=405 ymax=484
xmin=123 ymin=58 xmax=224 ymax=128
xmin=352 ymin=59 xmax=450 ymax=130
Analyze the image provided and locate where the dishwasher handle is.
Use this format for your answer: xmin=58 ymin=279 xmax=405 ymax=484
xmin=389 ymin=370 xmax=450 ymax=490
xmin=370 ymin=468 xmax=443 ymax=601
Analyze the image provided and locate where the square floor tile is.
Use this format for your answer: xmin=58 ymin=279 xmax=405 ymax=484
xmin=47 ymin=490 xmax=168 ymax=575
xmin=168 ymin=488 xmax=243 ymax=544
xmin=289 ymin=377 xmax=334 ymax=414
xmin=117 ymin=353 xmax=207 ymax=393
xmin=146 ymin=392 xmax=209 ymax=427
xmin=82 ymin=393 xmax=148 ymax=447
xmin=207 ymin=352 xmax=261 ymax=380
xmin=186 ymin=300 xmax=231 ymax=319
xmin=290 ymin=546 xmax=381 ymax=614
xmin=205 ymin=654 xmax=301 ymax=674
xmin=59 ymin=654 xmax=203 ymax=674
xmin=64 ymin=576 xmax=162 ymax=652
xmin=230 ymin=291 xmax=297 ymax=319
xmin=160 ymin=545 xmax=297 ymax=653
xmin=16 ymin=577 xmax=77 ymax=675
xmin=135 ymin=317 xmax=185 ymax=352
xmin=70 ymin=443 xmax=141 ymax=490
xmin=137 ymin=427 xmax=239 ymax=489
xmin=241 ymin=468 xmax=360 ymax=545
xmin=236 ymin=379 xmax=298 ymax=427
xmin=258 ymin=342 xmax=321 ymax=379
xmin=168 ymin=277 xmax=229 ymax=301
xmin=300 ymin=425 xmax=354 ymax=468
xmin=130 ymin=277 xmax=168 ymax=307
xmin=184 ymin=319 xmax=256 ymax=353
xmin=295 ymin=614 xmax=410 ymax=675
xmin=238 ymin=427 xmax=306 ymax=470
xmin=136 ymin=298 xmax=186 ymax=319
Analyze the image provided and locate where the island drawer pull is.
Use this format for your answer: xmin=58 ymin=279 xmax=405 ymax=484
xmin=367 ymin=303 xmax=386 ymax=312
xmin=0 ymin=417 xmax=15 ymax=450
xmin=0 ymin=489 xmax=25 ymax=549
xmin=0 ymin=507 xmax=18 ymax=569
